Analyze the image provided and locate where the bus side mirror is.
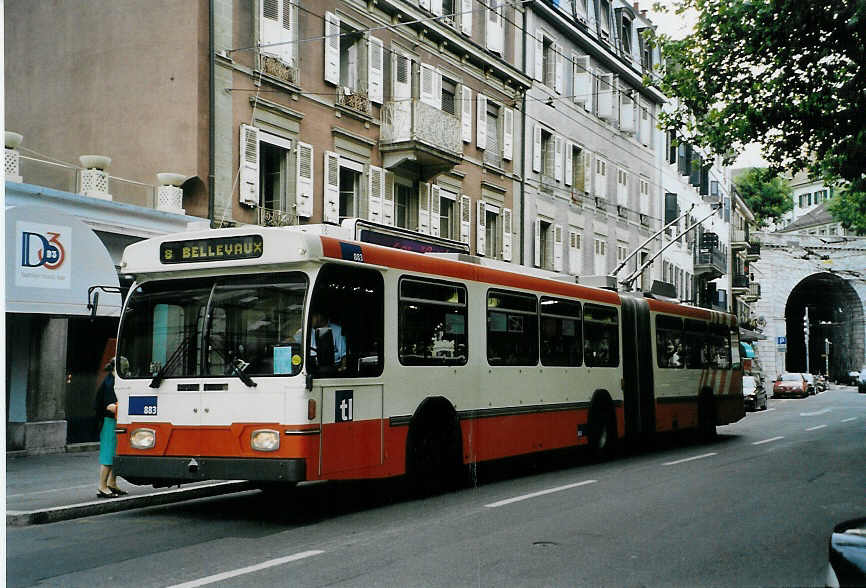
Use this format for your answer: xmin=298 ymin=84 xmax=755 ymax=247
xmin=88 ymin=291 xmax=100 ymax=319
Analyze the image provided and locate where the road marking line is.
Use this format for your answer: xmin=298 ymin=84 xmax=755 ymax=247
xmin=806 ymin=424 xmax=827 ymax=431
xmin=168 ymin=550 xmax=324 ymax=588
xmin=841 ymin=417 xmax=857 ymax=423
xmin=662 ymin=452 xmax=717 ymax=466
xmin=484 ymin=480 xmax=597 ymax=508
xmin=800 ymin=408 xmax=832 ymax=417
xmin=7 ymin=484 xmax=92 ymax=498
xmin=752 ymin=436 xmax=784 ymax=445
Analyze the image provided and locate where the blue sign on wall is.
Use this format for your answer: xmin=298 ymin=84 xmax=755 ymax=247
xmin=777 ymin=336 xmax=787 ymax=345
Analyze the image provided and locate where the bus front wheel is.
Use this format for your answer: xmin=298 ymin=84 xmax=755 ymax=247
xmin=588 ymin=399 xmax=618 ymax=461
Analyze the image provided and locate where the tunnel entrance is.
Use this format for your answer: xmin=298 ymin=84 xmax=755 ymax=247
xmin=783 ymin=273 xmax=864 ymax=380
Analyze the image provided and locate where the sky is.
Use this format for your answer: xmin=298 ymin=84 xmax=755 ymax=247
xmin=645 ymin=1 xmax=769 ymax=169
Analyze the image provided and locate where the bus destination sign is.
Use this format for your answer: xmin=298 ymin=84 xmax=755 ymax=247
xmin=159 ymin=235 xmax=264 ymax=264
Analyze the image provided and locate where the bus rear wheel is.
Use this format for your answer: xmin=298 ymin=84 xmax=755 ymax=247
xmin=697 ymin=392 xmax=717 ymax=443
xmin=588 ymin=402 xmax=618 ymax=461
xmin=406 ymin=412 xmax=464 ymax=496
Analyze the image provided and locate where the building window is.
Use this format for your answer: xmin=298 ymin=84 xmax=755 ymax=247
xmin=441 ymin=77 xmax=457 ymax=115
xmin=599 ymin=0 xmax=612 ymax=41
xmin=616 ymin=242 xmax=628 ymax=265
xmin=593 ymin=237 xmax=607 ymax=274
xmin=484 ymin=101 xmax=501 ymax=167
xmin=339 ymin=166 xmax=361 ymax=219
xmin=541 ymin=128 xmax=554 ymax=178
xmin=339 ymin=25 xmax=365 ymax=91
xmin=621 ymin=14 xmax=632 ymax=55
xmin=438 ymin=188 xmax=458 ymax=240
xmin=542 ymin=35 xmax=556 ymax=88
xmin=395 ymin=181 xmax=416 ymax=230
xmin=485 ymin=208 xmax=499 ymax=259
xmin=539 ymin=219 xmax=553 ymax=269
xmin=259 ymin=134 xmax=291 ymax=212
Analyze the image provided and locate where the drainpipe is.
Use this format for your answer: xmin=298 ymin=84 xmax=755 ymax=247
xmin=208 ymin=0 xmax=216 ymax=228
xmin=519 ymin=9 xmax=529 ymax=266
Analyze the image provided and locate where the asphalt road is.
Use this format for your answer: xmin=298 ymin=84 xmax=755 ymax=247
xmin=7 ymin=385 xmax=866 ymax=587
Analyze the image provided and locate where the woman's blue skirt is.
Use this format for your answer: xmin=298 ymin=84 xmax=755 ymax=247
xmin=99 ymin=417 xmax=117 ymax=466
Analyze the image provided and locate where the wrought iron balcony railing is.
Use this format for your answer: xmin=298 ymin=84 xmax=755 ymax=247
xmin=380 ymin=99 xmax=462 ymax=156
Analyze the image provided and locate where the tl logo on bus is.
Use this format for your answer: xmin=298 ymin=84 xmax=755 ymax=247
xmin=21 ymin=231 xmax=66 ymax=270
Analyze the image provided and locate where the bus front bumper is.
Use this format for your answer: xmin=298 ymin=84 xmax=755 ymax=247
xmin=114 ymin=455 xmax=306 ymax=486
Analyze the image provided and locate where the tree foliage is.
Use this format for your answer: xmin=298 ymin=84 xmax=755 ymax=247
xmin=732 ymin=168 xmax=793 ymax=228
xmin=828 ymin=189 xmax=866 ymax=235
xmin=651 ymin=1 xmax=866 ymax=231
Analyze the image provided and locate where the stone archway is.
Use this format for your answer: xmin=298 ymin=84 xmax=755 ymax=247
xmin=783 ymin=273 xmax=864 ymax=379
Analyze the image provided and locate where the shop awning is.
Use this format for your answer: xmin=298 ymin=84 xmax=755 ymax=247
xmin=740 ymin=341 xmax=755 ymax=358
xmin=5 ymin=205 xmax=121 ymax=316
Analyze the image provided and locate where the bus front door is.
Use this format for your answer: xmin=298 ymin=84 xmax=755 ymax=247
xmin=318 ymin=382 xmax=384 ymax=477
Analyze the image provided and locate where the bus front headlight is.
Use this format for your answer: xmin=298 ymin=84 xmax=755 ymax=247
xmin=130 ymin=428 xmax=156 ymax=450
xmin=251 ymin=429 xmax=280 ymax=452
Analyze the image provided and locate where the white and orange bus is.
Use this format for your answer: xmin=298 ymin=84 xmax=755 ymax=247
xmin=112 ymin=222 xmax=744 ymax=491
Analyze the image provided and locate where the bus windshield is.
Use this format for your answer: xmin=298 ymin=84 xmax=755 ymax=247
xmin=117 ymin=272 xmax=307 ymax=381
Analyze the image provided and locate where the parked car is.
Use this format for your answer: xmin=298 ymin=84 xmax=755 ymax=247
xmin=802 ymin=373 xmax=817 ymax=395
xmin=773 ymin=372 xmax=809 ymax=398
xmin=826 ymin=517 xmax=866 ymax=587
xmin=816 ymin=374 xmax=828 ymax=392
xmin=859 ymin=367 xmax=866 ymax=394
xmin=742 ymin=375 xmax=768 ymax=411
xmin=847 ymin=370 xmax=861 ymax=386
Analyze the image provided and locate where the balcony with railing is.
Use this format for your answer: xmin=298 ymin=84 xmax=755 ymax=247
xmin=380 ymin=99 xmax=462 ymax=179
xmin=336 ymin=86 xmax=371 ymax=116
xmin=745 ymin=281 xmax=761 ymax=302
xmin=732 ymin=272 xmax=750 ymax=293
xmin=258 ymin=205 xmax=296 ymax=227
xmin=746 ymin=240 xmax=761 ymax=261
xmin=693 ymin=245 xmax=727 ymax=279
xmin=731 ymin=226 xmax=749 ymax=249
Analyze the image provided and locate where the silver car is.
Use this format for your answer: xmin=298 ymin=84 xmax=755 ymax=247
xmin=742 ymin=375 xmax=768 ymax=411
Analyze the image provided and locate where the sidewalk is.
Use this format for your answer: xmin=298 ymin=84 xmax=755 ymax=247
xmin=6 ymin=449 xmax=252 ymax=527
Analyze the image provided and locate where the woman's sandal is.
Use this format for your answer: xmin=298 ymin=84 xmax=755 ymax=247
xmin=108 ymin=486 xmax=128 ymax=496
xmin=97 ymin=489 xmax=116 ymax=499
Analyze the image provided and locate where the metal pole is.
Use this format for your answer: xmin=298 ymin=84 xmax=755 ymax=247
xmin=804 ymin=306 xmax=810 ymax=374
xmin=825 ymin=338 xmax=829 ymax=376
xmin=611 ymin=203 xmax=696 ymax=278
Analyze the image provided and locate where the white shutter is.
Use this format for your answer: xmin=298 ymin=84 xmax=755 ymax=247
xmin=641 ymin=103 xmax=652 ymax=147
xmin=461 ymin=86 xmax=473 ymax=143
xmin=476 ymin=94 xmax=487 ymax=149
xmin=554 ymin=43 xmax=564 ymax=93
xmin=502 ymin=107 xmax=513 ymax=161
xmin=620 ymin=86 xmax=635 ymax=133
xmin=569 ymin=231 xmax=583 ymax=275
xmin=532 ymin=123 xmax=542 ymax=172
xmin=564 ymin=140 xmax=573 ymax=187
xmin=554 ymin=135 xmax=563 ymax=182
xmin=476 ymin=200 xmax=486 ymax=256
xmin=367 ymin=165 xmax=384 ymax=223
xmin=460 ymin=194 xmax=471 ymax=244
xmin=383 ymin=172 xmax=395 ymax=226
xmin=420 ymin=0 xmax=431 ymax=12
xmin=261 ymin=0 xmax=295 ymax=65
xmin=461 ymin=0 xmax=472 ymax=35
xmin=323 ymin=151 xmax=340 ymax=223
xmin=346 ymin=42 xmax=358 ymax=90
xmin=502 ymin=207 xmax=512 ymax=261
xmin=583 ymin=149 xmax=593 ymax=195
xmin=534 ymin=32 xmax=544 ymax=82
xmin=598 ymin=73 xmax=615 ymax=120
xmin=554 ymin=224 xmax=563 ymax=271
xmin=282 ymin=0 xmax=297 ymax=65
xmin=324 ymin=12 xmax=340 ymax=85
xmin=617 ymin=169 xmax=628 ymax=207
xmin=430 ymin=184 xmax=441 ymax=237
xmin=431 ymin=0 xmax=442 ymax=16
xmin=420 ymin=63 xmax=438 ymax=108
xmin=239 ymin=124 xmax=260 ymax=206
xmin=596 ymin=157 xmax=608 ymax=200
xmin=418 ymin=182 xmax=431 ymax=234
xmin=368 ymin=37 xmax=384 ymax=104
xmin=295 ymin=141 xmax=313 ymax=217
xmin=534 ymin=219 xmax=542 ymax=267
xmin=486 ymin=3 xmax=502 ymax=53
xmin=393 ymin=54 xmax=412 ymax=101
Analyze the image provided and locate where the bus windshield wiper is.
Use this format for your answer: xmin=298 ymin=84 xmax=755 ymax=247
xmin=229 ymin=358 xmax=257 ymax=388
xmin=149 ymin=335 xmax=192 ymax=389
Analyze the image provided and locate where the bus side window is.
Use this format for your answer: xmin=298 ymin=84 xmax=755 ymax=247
xmin=584 ymin=304 xmax=619 ymax=368
xmin=399 ymin=278 xmax=468 ymax=366
xmin=655 ymin=315 xmax=684 ymax=369
xmin=540 ymin=297 xmax=582 ymax=367
xmin=487 ymin=290 xmax=538 ymax=366
xmin=683 ymin=319 xmax=707 ymax=369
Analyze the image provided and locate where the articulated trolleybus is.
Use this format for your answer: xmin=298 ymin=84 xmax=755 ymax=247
xmin=113 ymin=221 xmax=744 ymax=490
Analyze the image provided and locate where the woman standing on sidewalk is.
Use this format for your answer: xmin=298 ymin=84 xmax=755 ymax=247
xmin=95 ymin=358 xmax=127 ymax=498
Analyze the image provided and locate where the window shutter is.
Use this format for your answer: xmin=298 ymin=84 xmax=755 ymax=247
xmin=502 ymin=207 xmax=512 ymax=261
xmin=554 ymin=135 xmax=563 ymax=182
xmin=323 ymin=151 xmax=340 ymax=223
xmin=430 ymin=184 xmax=441 ymax=237
xmin=554 ymin=44 xmax=564 ymax=93
xmin=383 ymin=172 xmax=395 ymax=226
xmin=583 ymin=149 xmax=593 ymax=195
xmin=367 ymin=165 xmax=384 ymax=223
xmin=324 ymin=12 xmax=340 ymax=85
xmin=620 ymin=85 xmax=635 ymax=133
xmin=393 ymin=53 xmax=411 ymax=100
xmin=597 ymin=72 xmax=615 ymax=120
xmin=295 ymin=141 xmax=314 ymax=217
xmin=239 ymin=124 xmax=260 ymax=206
xmin=368 ymin=37 xmax=384 ymax=104
xmin=261 ymin=0 xmax=295 ymax=65
xmin=461 ymin=86 xmax=473 ymax=143
xmin=346 ymin=42 xmax=358 ymax=90
xmin=564 ymin=141 xmax=573 ymax=187
xmin=476 ymin=200 xmax=486 ymax=256
xmin=573 ymin=55 xmax=590 ymax=105
xmin=476 ymin=94 xmax=487 ymax=149
xmin=460 ymin=194 xmax=471 ymax=244
xmin=640 ymin=103 xmax=652 ymax=146
xmin=461 ymin=0 xmax=472 ymax=35
xmin=569 ymin=230 xmax=582 ymax=274
xmin=534 ymin=219 xmax=542 ymax=267
xmin=431 ymin=0 xmax=442 ymax=16
xmin=532 ymin=123 xmax=542 ymax=172
xmin=534 ymin=33 xmax=544 ymax=82
xmin=280 ymin=0 xmax=296 ymax=65
xmin=418 ymin=182 xmax=431 ymax=234
xmin=617 ymin=169 xmax=628 ymax=207
xmin=596 ymin=157 xmax=608 ymax=200
xmin=554 ymin=224 xmax=564 ymax=271
xmin=486 ymin=3 xmax=502 ymax=53
xmin=420 ymin=63 xmax=438 ymax=108
xmin=502 ymin=107 xmax=513 ymax=161
xmin=420 ymin=0 xmax=431 ymax=13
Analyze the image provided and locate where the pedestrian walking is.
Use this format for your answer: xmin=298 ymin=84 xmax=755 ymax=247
xmin=95 ymin=358 xmax=127 ymax=498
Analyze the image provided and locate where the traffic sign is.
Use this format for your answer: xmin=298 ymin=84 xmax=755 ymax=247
xmin=777 ymin=336 xmax=787 ymax=345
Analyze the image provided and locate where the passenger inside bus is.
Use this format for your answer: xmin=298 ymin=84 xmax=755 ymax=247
xmin=309 ymin=310 xmax=347 ymax=372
